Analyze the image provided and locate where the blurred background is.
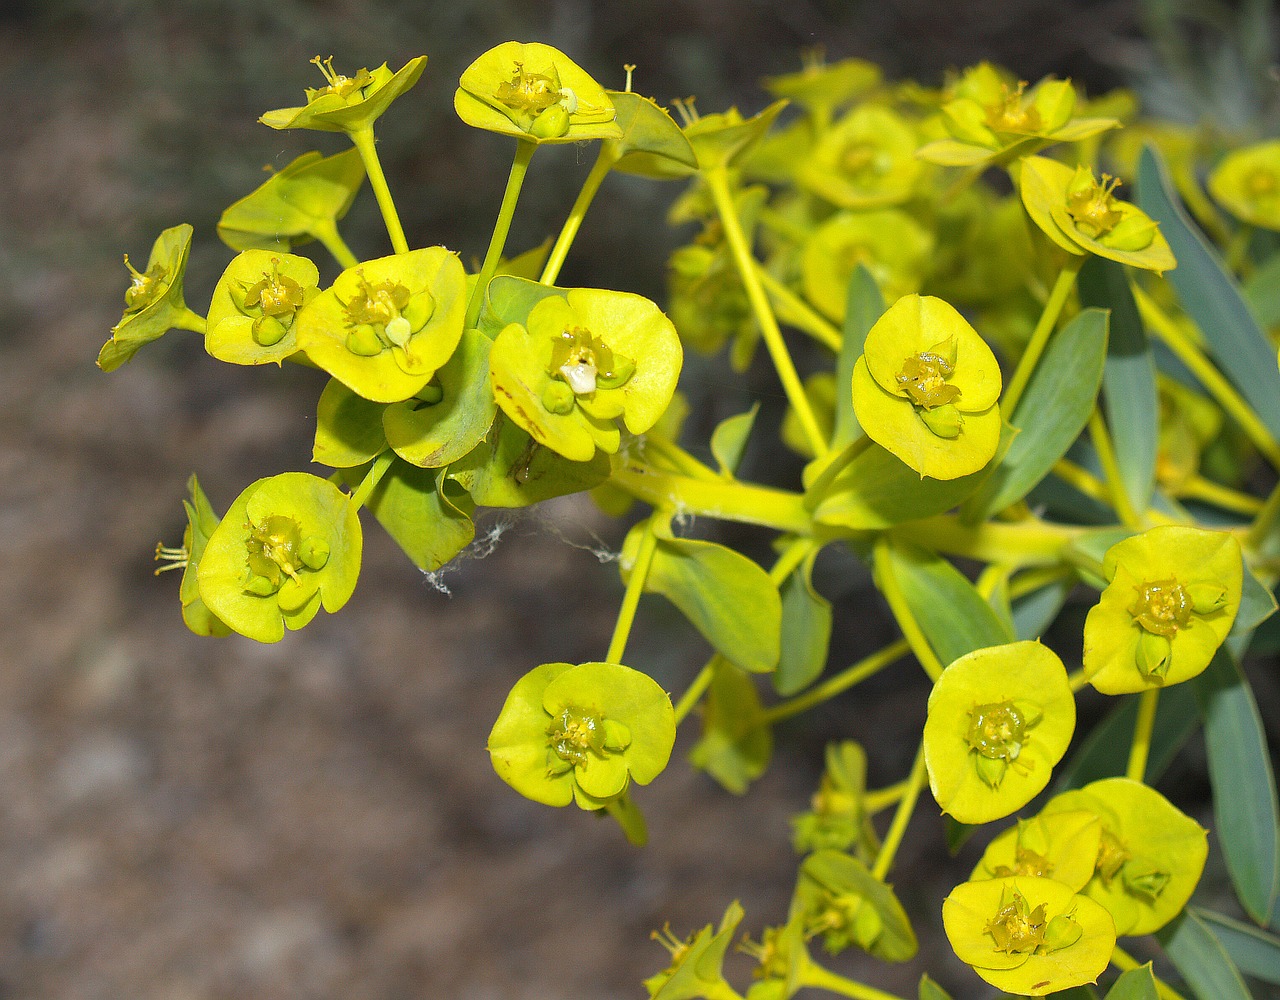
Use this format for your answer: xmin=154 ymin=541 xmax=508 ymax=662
xmin=1 ymin=1 xmax=1276 ymax=997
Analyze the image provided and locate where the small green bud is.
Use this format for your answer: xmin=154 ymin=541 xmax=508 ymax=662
xmin=244 ymin=574 xmax=279 ymax=596
xmin=300 ymin=535 xmax=331 ymax=571
xmin=1188 ymin=582 xmax=1228 ymax=615
xmin=975 ymin=753 xmax=1008 ymax=789
xmin=1103 ymin=214 xmax=1157 ymax=252
xmin=602 ymin=718 xmax=632 ymax=752
xmin=1136 ymin=630 xmax=1172 ymax=679
xmin=1041 ymin=912 xmax=1083 ymax=952
xmin=404 ymin=291 xmax=435 ymax=330
xmin=252 ymin=314 xmax=289 ymax=347
xmin=346 ymin=324 xmax=384 ymax=357
xmin=596 ymin=353 xmax=636 ymax=389
xmin=542 ymin=379 xmax=576 ymax=415
xmin=530 ymin=104 xmax=571 ymax=139
xmin=920 ymin=402 xmax=963 ymax=438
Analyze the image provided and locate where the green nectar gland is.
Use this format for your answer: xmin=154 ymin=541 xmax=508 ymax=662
xmin=122 ymin=254 xmax=168 ymax=313
xmin=307 ymin=55 xmax=373 ymax=103
xmin=339 ymin=273 xmax=433 ymax=356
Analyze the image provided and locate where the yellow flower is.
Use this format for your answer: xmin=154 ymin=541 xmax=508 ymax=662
xmin=1208 ymin=140 xmax=1280 ymax=231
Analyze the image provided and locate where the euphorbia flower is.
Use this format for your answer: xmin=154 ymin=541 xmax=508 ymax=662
xmin=205 ymin=250 xmax=320 ymax=365
xmin=801 ymin=209 xmax=933 ymax=321
xmin=644 ymin=901 xmax=744 ymax=1000
xmin=1042 ymin=778 xmax=1208 ymax=935
xmin=1208 ymin=139 xmax=1280 ymax=231
xmin=295 ymin=247 xmax=468 ymax=403
xmin=1082 ymin=525 xmax=1242 ymax=694
xmin=851 ymin=294 xmax=1001 ymax=480
xmin=798 ymin=104 xmax=923 ymax=210
xmin=1020 ymin=155 xmax=1176 ymax=272
xmin=259 ymin=55 xmax=427 ymax=135
xmin=153 ymin=475 xmax=231 ymax=638
xmin=790 ymin=850 xmax=917 ymax=961
xmin=790 ymin=740 xmax=880 ymax=860
xmin=943 ymin=876 xmax=1116 ymax=996
xmin=454 ymin=42 xmax=620 ymax=143
xmin=487 ymin=661 xmax=676 ymax=809
xmin=924 ymin=641 xmax=1075 ymax=824
xmin=196 ymin=472 xmax=362 ymax=643
xmin=488 ymin=288 xmax=682 ymax=462
xmin=99 ymin=223 xmax=201 ymax=371
xmin=972 ymin=809 xmax=1103 ymax=892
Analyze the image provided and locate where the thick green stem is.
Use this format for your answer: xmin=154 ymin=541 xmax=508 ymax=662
xmin=754 ymin=264 xmax=843 ymax=352
xmin=607 ymin=515 xmax=660 ymax=664
xmin=604 ymin=789 xmax=648 ymax=847
xmin=540 ymin=146 xmax=616 ymax=286
xmin=672 ymin=662 xmax=715 ymax=727
xmin=1089 ymin=408 xmax=1143 ymax=529
xmin=349 ymin=127 xmax=409 ymax=255
xmin=348 ymin=449 xmax=396 ymax=510
xmin=871 ymin=743 xmax=926 ymax=881
xmin=1003 ymin=253 xmax=1084 ymax=414
xmin=705 ymin=165 xmax=829 ymax=457
xmin=309 ymin=217 xmax=360 ymax=269
xmin=612 ymin=461 xmax=811 ymax=535
xmin=173 ymin=305 xmax=208 ymax=334
xmin=1127 ymin=688 xmax=1160 ymax=782
xmin=875 ymin=537 xmax=945 ymax=681
xmin=1246 ymin=475 xmax=1280 ymax=553
xmin=1180 ymin=475 xmax=1264 ymax=517
xmin=893 ymin=514 xmax=1082 ymax=567
xmin=800 ymin=962 xmax=907 ymax=1000
xmin=760 ymin=639 xmax=909 ymax=725
xmin=465 ymin=139 xmax=537 ymax=330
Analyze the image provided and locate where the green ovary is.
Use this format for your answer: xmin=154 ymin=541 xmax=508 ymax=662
xmin=1129 ymin=578 xmax=1192 ymax=637
xmin=966 ymin=700 xmax=1038 ymax=788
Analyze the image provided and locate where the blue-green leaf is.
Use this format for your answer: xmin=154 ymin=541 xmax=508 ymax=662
xmin=1243 ymin=250 xmax=1280 ymax=330
xmin=1010 ymin=571 xmax=1073 ymax=641
xmin=832 ymin=265 xmax=882 ymax=451
xmin=1225 ymin=563 xmax=1278 ymax=660
xmin=1137 ymin=145 xmax=1280 ymax=440
xmin=873 ymin=537 xmax=1013 ymax=667
xmin=1079 ymin=256 xmax=1158 ymax=514
xmin=711 ymin=404 xmax=759 ymax=477
xmin=1104 ymin=965 xmax=1158 ymax=1000
xmin=1156 ymin=908 xmax=1252 ymax=1000
xmin=774 ymin=547 xmax=833 ymax=695
xmin=1195 ymin=906 xmax=1280 ymax=984
xmin=1193 ymin=647 xmax=1280 ymax=925
xmin=965 ymin=308 xmax=1109 ymax=519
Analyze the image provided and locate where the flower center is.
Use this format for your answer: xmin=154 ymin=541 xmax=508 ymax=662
xmin=546 ymin=706 xmax=606 ymax=767
xmin=1095 ymin=829 xmax=1130 ymax=883
xmin=992 ymin=846 xmax=1055 ymax=879
xmin=309 ymin=56 xmax=372 ymax=101
xmin=985 ymin=82 xmax=1041 ymax=134
xmin=840 ymin=141 xmax=884 ymax=179
xmin=243 ymin=259 xmax=304 ymax=318
xmin=896 ymin=346 xmax=960 ymax=409
xmin=967 ymin=701 xmax=1030 ymax=760
xmin=243 ymin=514 xmax=329 ymax=596
xmin=1066 ymin=170 xmax=1125 ymax=238
xmin=496 ymin=61 xmax=561 ymax=116
xmin=985 ymin=891 xmax=1047 ymax=954
xmin=1246 ymin=165 xmax=1279 ymax=200
xmin=1129 ymin=578 xmax=1192 ymax=636
xmin=548 ymin=326 xmax=635 ymax=396
xmin=123 ymin=254 xmax=168 ymax=312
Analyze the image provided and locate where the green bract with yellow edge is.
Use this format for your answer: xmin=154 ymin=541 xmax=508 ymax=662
xmin=1019 ymin=155 xmax=1177 ymax=272
xmin=260 ymin=55 xmax=427 ymax=134
xmin=1083 ymin=524 xmax=1242 ymax=694
xmin=489 ymin=287 xmax=682 ymax=462
xmin=487 ymin=661 xmax=676 ymax=810
xmin=455 ymin=42 xmax=620 ymax=144
xmin=99 ymin=223 xmax=200 ymax=372
xmin=205 ymin=250 xmax=320 ymax=365
xmin=942 ymin=876 xmax=1116 ymax=996
xmin=851 ymin=294 xmax=1002 ymax=480
xmin=295 ymin=247 xmax=467 ymax=403
xmin=1043 ymin=778 xmax=1208 ymax=935
xmin=196 ymin=472 xmax=362 ymax=644
xmin=1208 ymin=139 xmax=1280 ymax=231
xmin=924 ymin=641 xmax=1075 ymax=824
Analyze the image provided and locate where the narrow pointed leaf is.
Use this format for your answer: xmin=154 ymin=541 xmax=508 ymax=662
xmin=1156 ymin=909 xmax=1252 ymax=1000
xmin=1195 ymin=907 xmax=1280 ymax=984
xmin=1104 ymin=965 xmax=1158 ymax=1000
xmin=774 ymin=548 xmax=832 ymax=695
xmin=710 ymin=404 xmax=759 ymax=477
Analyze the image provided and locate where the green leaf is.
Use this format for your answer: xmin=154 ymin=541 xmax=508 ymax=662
xmin=1137 ymin=145 xmax=1280 ymax=441
xmin=1243 ymin=250 xmax=1280 ymax=329
xmin=1011 ymin=572 xmax=1073 ymax=641
xmin=832 ymin=265 xmax=883 ymax=450
xmin=1193 ymin=647 xmax=1280 ymax=924
xmin=874 ymin=537 xmax=1012 ymax=667
xmin=1054 ymin=682 xmax=1198 ymax=792
xmin=1156 ymin=909 xmax=1252 ymax=1000
xmin=1226 ymin=563 xmax=1278 ymax=659
xmin=364 ymin=461 xmax=475 ymax=573
xmin=313 ymin=379 xmax=388 ymax=468
xmin=1195 ymin=907 xmax=1280 ymax=984
xmin=687 ymin=658 xmax=772 ymax=794
xmin=1104 ymin=965 xmax=1158 ymax=1000
xmin=606 ymin=90 xmax=698 ymax=177
xmin=774 ymin=548 xmax=832 ymax=695
xmin=1080 ymin=256 xmax=1158 ymax=515
xmin=476 ymin=274 xmax=566 ymax=340
xmin=627 ymin=519 xmax=782 ymax=674
xmin=917 ymin=973 xmax=953 ymax=1000
xmin=710 ymin=403 xmax=759 ymax=477
xmin=966 ymin=308 xmax=1109 ymax=519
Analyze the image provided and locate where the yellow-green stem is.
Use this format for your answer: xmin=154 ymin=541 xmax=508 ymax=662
xmin=465 ymin=139 xmax=537 ymax=330
xmin=348 ymin=449 xmax=396 ymax=510
xmin=349 ymin=127 xmax=409 ymax=255
xmin=612 ymin=461 xmax=811 ymax=534
xmin=871 ymin=743 xmax=926 ymax=881
xmin=1127 ymin=688 xmax=1160 ymax=781
xmin=1003 ymin=253 xmax=1085 ymax=414
xmin=540 ymin=146 xmax=616 ymax=286
xmin=863 ymin=779 xmax=909 ymax=814
xmin=310 ymin=218 xmax=360 ymax=269
xmin=705 ymin=165 xmax=829 ymax=457
xmin=1068 ymin=668 xmax=1091 ymax=693
xmin=672 ymin=662 xmax=715 ymax=727
xmin=1134 ymin=282 xmax=1280 ymax=470
xmin=604 ymin=789 xmax=648 ymax=847
xmin=173 ymin=305 xmax=208 ymax=334
xmin=1089 ymin=408 xmax=1144 ymax=529
xmin=640 ymin=435 xmax=720 ymax=481
xmin=800 ymin=963 xmax=907 ymax=1000
xmin=1180 ymin=475 xmax=1264 ymax=517
xmin=1111 ymin=944 xmax=1188 ymax=1000
xmin=760 ymin=639 xmax=909 ymax=725
xmin=1246 ymin=475 xmax=1280 ymax=552
xmin=754 ymin=264 xmax=843 ymax=351
xmin=607 ymin=515 xmax=660 ymax=664
xmin=893 ymin=515 xmax=1081 ymax=568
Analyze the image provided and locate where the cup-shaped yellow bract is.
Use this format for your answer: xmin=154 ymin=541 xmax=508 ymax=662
xmin=943 ymin=876 xmax=1116 ymax=996
xmin=455 ymin=42 xmax=620 ymax=144
xmin=295 ymin=247 xmax=467 ymax=403
xmin=1044 ymin=778 xmax=1208 ymax=935
xmin=1208 ymin=139 xmax=1280 ymax=231
xmin=196 ymin=473 xmax=363 ymax=644
xmin=260 ymin=56 xmax=427 ymax=134
xmin=1020 ymin=155 xmax=1176 ymax=272
xmin=99 ymin=223 xmax=195 ymax=372
xmin=851 ymin=294 xmax=1002 ymax=480
xmin=924 ymin=641 xmax=1075 ymax=825
xmin=972 ymin=810 xmax=1103 ymax=892
xmin=217 ymin=148 xmax=365 ymax=254
xmin=205 ymin=250 xmax=320 ymax=366
xmin=489 ymin=288 xmax=683 ymax=462
xmin=801 ymin=209 xmax=933 ymax=322
xmin=798 ymin=104 xmax=923 ymax=210
xmin=1083 ymin=525 xmax=1242 ymax=694
xmin=487 ymin=661 xmax=676 ymax=810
